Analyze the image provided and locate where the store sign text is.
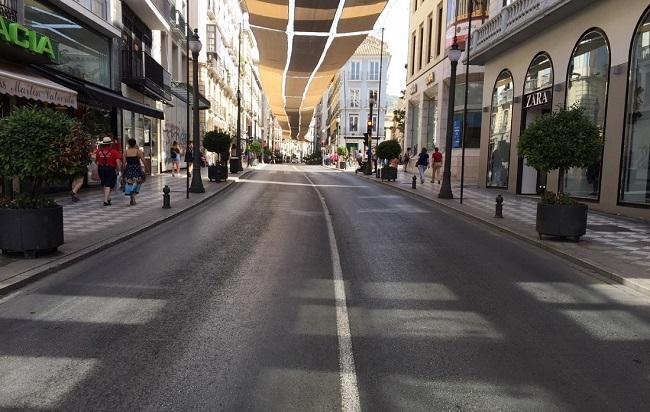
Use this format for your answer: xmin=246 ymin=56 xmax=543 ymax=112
xmin=524 ymin=89 xmax=551 ymax=109
xmin=0 ymin=16 xmax=57 ymax=61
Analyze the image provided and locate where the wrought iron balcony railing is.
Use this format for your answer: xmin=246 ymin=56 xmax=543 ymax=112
xmin=0 ymin=0 xmax=18 ymax=22
xmin=121 ymin=50 xmax=172 ymax=102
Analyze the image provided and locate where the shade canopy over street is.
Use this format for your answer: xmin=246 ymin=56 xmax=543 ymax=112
xmin=244 ymin=0 xmax=389 ymax=138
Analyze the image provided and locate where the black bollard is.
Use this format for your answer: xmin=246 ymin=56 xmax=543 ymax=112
xmin=495 ymin=194 xmax=503 ymax=218
xmin=162 ymin=185 xmax=171 ymax=209
xmin=412 ymin=175 xmax=417 ymax=189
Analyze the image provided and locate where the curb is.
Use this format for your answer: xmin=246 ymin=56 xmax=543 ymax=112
xmin=357 ymin=174 xmax=650 ymax=297
xmin=0 ymin=170 xmax=252 ymax=296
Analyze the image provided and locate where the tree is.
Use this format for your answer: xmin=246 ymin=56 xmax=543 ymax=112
xmin=517 ymin=104 xmax=602 ymax=194
xmin=0 ymin=106 xmax=92 ymax=207
xmin=392 ymin=108 xmax=405 ymax=136
xmin=376 ymin=139 xmax=402 ymax=160
xmin=203 ymin=130 xmax=232 ymax=164
xmin=337 ymin=146 xmax=348 ymax=157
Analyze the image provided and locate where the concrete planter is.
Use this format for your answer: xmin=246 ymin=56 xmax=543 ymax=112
xmin=380 ymin=166 xmax=397 ymax=182
xmin=208 ymin=165 xmax=228 ymax=182
xmin=0 ymin=205 xmax=64 ymax=257
xmin=536 ymin=203 xmax=588 ymax=240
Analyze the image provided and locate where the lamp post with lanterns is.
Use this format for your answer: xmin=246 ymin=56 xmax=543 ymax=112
xmin=439 ymin=42 xmax=462 ymax=199
xmin=365 ymin=93 xmax=376 ymax=175
xmin=188 ymin=29 xmax=205 ymax=193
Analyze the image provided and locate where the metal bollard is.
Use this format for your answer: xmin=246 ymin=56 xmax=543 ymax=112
xmin=495 ymin=194 xmax=503 ymax=218
xmin=412 ymin=175 xmax=417 ymax=189
xmin=162 ymin=185 xmax=171 ymax=209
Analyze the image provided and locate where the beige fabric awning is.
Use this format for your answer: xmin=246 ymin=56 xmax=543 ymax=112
xmin=0 ymin=63 xmax=77 ymax=108
xmin=245 ymin=0 xmax=388 ymax=138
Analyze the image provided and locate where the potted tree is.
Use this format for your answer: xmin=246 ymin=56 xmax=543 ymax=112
xmin=336 ymin=146 xmax=348 ymax=169
xmin=517 ymin=104 xmax=602 ymax=241
xmin=376 ymin=140 xmax=401 ymax=182
xmin=203 ymin=129 xmax=231 ymax=182
xmin=0 ymin=106 xmax=92 ymax=257
xmin=247 ymin=140 xmax=262 ymax=166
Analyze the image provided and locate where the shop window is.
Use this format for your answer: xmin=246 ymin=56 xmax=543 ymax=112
xmin=486 ymin=70 xmax=513 ymax=188
xmin=24 ymin=0 xmax=111 ymax=87
xmin=565 ymin=30 xmax=609 ymax=199
xmin=621 ymin=9 xmax=650 ymax=205
xmin=524 ymin=53 xmax=553 ymax=94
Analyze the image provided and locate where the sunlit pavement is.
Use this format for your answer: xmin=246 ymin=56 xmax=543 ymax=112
xmin=0 ymin=164 xmax=649 ymax=411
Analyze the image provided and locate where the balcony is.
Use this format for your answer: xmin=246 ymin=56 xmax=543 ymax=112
xmin=71 ymin=0 xmax=108 ymax=21
xmin=0 ymin=0 xmax=17 ymax=21
xmin=122 ymin=0 xmax=170 ymax=30
xmin=168 ymin=1 xmax=186 ymax=37
xmin=470 ymin=0 xmax=600 ymax=65
xmin=121 ymin=50 xmax=172 ymax=102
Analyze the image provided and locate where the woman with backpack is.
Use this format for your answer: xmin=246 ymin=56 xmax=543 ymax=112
xmin=96 ymin=136 xmax=122 ymax=206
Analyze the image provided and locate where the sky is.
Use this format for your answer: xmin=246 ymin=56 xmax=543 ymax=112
xmin=374 ymin=0 xmax=409 ymax=97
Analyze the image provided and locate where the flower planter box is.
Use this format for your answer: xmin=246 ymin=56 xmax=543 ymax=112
xmin=0 ymin=206 xmax=64 ymax=257
xmin=380 ymin=166 xmax=397 ymax=182
xmin=536 ymin=203 xmax=588 ymax=241
xmin=208 ymin=165 xmax=228 ymax=182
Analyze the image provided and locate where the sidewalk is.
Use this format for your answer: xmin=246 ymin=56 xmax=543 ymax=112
xmin=355 ymin=167 xmax=650 ymax=296
xmin=0 ymin=167 xmax=256 ymax=294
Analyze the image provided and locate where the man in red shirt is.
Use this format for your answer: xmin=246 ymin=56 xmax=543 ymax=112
xmin=96 ymin=136 xmax=123 ymax=205
xmin=431 ymin=147 xmax=443 ymax=184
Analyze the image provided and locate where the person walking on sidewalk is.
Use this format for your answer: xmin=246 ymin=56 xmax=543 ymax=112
xmin=416 ymin=147 xmax=429 ymax=184
xmin=96 ymin=136 xmax=122 ymax=206
xmin=123 ymin=138 xmax=145 ymax=206
xmin=185 ymin=142 xmax=194 ymax=177
xmin=403 ymin=147 xmax=411 ymax=172
xmin=430 ymin=147 xmax=443 ymax=184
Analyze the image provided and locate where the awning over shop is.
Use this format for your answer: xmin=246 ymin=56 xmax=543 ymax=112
xmin=29 ymin=65 xmax=165 ymax=119
xmin=0 ymin=63 xmax=77 ymax=108
xmin=170 ymin=81 xmax=210 ymax=110
xmin=245 ymin=0 xmax=389 ymax=138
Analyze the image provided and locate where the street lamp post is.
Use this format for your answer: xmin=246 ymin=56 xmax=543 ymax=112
xmin=188 ymin=29 xmax=205 ymax=193
xmin=365 ymin=94 xmax=376 ymax=175
xmin=439 ymin=42 xmax=462 ymax=199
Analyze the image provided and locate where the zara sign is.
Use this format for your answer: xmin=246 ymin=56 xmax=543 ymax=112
xmin=524 ymin=88 xmax=552 ymax=109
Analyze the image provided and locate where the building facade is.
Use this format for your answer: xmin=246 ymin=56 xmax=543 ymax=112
xmin=405 ymin=0 xmax=487 ymax=183
xmin=326 ymin=36 xmax=391 ymax=158
xmin=471 ymin=0 xmax=650 ymax=220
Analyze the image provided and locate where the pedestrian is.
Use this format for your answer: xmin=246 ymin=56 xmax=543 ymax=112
xmin=170 ymin=141 xmax=181 ymax=176
xmin=70 ymin=145 xmax=94 ymax=202
xmin=403 ymin=147 xmax=411 ymax=172
xmin=96 ymin=136 xmax=122 ymax=206
xmin=123 ymin=138 xmax=145 ymax=206
xmin=416 ymin=147 xmax=429 ymax=184
xmin=185 ymin=142 xmax=194 ymax=177
xmin=430 ymin=147 xmax=443 ymax=184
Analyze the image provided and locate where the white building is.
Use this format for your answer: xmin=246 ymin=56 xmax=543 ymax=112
xmin=327 ymin=36 xmax=391 ymax=157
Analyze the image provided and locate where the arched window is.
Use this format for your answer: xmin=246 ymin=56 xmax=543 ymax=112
xmin=565 ymin=30 xmax=610 ymax=199
xmin=487 ymin=70 xmax=514 ymax=188
xmin=621 ymin=8 xmax=650 ymax=206
xmin=525 ymin=53 xmax=553 ymax=94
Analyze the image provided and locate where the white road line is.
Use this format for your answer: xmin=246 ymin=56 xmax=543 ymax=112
xmin=303 ymin=172 xmax=362 ymax=412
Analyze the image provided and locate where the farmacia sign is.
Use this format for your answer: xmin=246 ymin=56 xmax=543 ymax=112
xmin=0 ymin=15 xmax=57 ymax=62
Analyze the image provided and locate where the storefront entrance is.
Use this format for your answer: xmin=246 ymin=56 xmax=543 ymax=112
xmin=518 ymin=102 xmax=550 ymax=195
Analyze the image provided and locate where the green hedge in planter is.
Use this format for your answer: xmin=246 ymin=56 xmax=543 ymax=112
xmin=204 ymin=129 xmax=232 ymax=163
xmin=376 ymin=140 xmax=401 ymax=160
xmin=0 ymin=106 xmax=92 ymax=208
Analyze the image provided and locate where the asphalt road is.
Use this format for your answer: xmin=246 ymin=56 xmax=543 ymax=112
xmin=0 ymin=164 xmax=649 ymax=411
